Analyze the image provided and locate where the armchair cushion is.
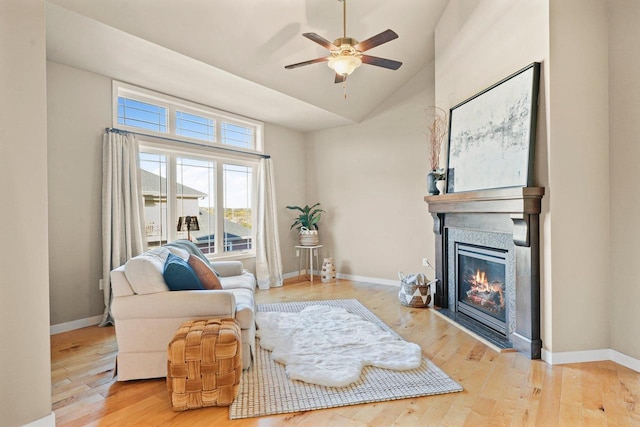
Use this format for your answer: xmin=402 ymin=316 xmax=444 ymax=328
xmin=163 ymin=253 xmax=204 ymax=291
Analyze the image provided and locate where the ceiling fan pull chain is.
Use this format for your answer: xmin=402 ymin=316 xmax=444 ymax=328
xmin=343 ymin=80 xmax=347 ymax=100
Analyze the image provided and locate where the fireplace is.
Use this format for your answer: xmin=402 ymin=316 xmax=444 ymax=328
xmin=456 ymin=244 xmax=507 ymax=335
xmin=425 ymin=187 xmax=544 ymax=359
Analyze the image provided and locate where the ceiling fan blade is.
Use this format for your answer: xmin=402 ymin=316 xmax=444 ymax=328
xmin=285 ymin=57 xmax=330 ymax=70
xmin=354 ymin=29 xmax=398 ymax=52
xmin=334 ymin=73 xmax=347 ymax=84
xmin=361 ymin=54 xmax=402 ymax=70
xmin=303 ymin=32 xmax=338 ymax=50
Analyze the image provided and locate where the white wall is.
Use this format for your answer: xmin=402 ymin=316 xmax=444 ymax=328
xmin=305 ymin=65 xmax=436 ymax=282
xmin=609 ymin=0 xmax=640 ymax=359
xmin=0 ymin=1 xmax=53 ymax=426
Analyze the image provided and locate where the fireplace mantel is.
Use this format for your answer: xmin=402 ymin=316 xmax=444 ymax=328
xmin=424 ymin=187 xmax=545 ymax=358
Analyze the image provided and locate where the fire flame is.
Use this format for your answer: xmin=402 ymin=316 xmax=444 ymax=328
xmin=474 ymin=270 xmax=488 ymax=290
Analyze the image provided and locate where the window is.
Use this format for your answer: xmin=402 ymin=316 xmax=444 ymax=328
xmin=114 ymin=81 xmax=262 ymax=152
xmin=118 ymin=97 xmax=167 ymax=132
xmin=140 ymin=147 xmax=257 ymax=258
xmin=114 ymin=82 xmax=262 ymax=258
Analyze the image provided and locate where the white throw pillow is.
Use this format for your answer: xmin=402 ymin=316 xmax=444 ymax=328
xmin=124 ymin=247 xmax=171 ymax=294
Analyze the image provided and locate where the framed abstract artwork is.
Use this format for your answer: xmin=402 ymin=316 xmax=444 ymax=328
xmin=446 ymin=62 xmax=541 ymax=193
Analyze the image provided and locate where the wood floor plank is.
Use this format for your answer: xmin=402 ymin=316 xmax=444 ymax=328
xmin=50 ymin=278 xmax=639 ymax=426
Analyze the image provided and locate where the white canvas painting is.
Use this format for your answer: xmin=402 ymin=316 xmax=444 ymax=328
xmin=447 ymin=65 xmax=538 ymax=193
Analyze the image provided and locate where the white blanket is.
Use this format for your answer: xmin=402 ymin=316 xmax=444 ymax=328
xmin=256 ymin=305 xmax=422 ymax=387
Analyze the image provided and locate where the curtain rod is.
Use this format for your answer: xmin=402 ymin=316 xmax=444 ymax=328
xmin=105 ymin=127 xmax=270 ymax=159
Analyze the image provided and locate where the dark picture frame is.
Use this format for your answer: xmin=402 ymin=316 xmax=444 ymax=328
xmin=446 ymin=62 xmax=541 ymax=193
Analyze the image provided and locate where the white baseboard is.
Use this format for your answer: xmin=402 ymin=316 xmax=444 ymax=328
xmin=50 ymin=315 xmax=102 ymax=335
xmin=23 ymin=411 xmax=55 ymax=427
xmin=542 ymin=348 xmax=640 ymax=373
xmin=336 ymin=273 xmax=399 ymax=287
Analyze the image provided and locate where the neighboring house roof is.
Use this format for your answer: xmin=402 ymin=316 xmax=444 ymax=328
xmin=141 ymin=169 xmax=206 ymax=198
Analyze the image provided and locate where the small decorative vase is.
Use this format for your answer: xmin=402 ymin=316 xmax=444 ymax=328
xmin=436 ymin=180 xmax=446 ymax=195
xmin=320 ymin=258 xmax=336 ymax=283
xmin=427 ymin=171 xmax=439 ymax=195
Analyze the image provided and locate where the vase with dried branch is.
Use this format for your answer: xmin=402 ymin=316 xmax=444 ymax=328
xmin=426 ymin=106 xmax=448 ymax=195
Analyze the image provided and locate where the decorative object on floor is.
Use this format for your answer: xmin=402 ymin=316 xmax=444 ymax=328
xmin=426 ymin=106 xmax=448 ymax=195
xmin=257 ymin=305 xmax=421 ymax=387
xmin=320 ymin=257 xmax=336 ymax=282
xmin=177 ymin=215 xmax=199 ymax=241
xmin=229 ymin=299 xmax=462 ymax=419
xmin=286 ymin=202 xmax=324 ymax=246
xmin=398 ymin=272 xmax=436 ymax=308
xmin=284 ymin=0 xmax=402 ymax=85
xmin=167 ymin=318 xmax=242 ymax=411
xmin=446 ymin=62 xmax=541 ymax=193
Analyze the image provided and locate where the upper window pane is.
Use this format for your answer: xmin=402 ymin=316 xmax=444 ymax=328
xmin=176 ymin=111 xmax=215 ymax=142
xmin=118 ymin=97 xmax=167 ymax=133
xmin=221 ymin=122 xmax=254 ymax=149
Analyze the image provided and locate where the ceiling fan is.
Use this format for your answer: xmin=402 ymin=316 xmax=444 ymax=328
xmin=284 ymin=0 xmax=402 ymax=84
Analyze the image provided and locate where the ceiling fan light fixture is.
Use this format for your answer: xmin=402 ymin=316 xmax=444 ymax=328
xmin=328 ymin=55 xmax=362 ymax=76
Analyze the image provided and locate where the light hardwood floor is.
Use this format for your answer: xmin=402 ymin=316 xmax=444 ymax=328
xmin=51 ymin=279 xmax=640 ymax=426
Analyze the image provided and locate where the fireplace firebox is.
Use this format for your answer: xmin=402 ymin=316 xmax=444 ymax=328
xmin=456 ymin=244 xmax=507 ymax=335
xmin=425 ymin=187 xmax=544 ymax=359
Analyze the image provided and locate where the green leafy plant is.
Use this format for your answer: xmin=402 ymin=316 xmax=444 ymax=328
xmin=285 ymin=202 xmax=324 ymax=231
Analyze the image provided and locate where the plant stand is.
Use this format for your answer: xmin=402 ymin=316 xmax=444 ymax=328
xmin=296 ymin=245 xmax=322 ymax=283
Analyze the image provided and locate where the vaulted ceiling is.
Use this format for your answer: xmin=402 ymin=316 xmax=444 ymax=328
xmin=46 ymin=0 xmax=448 ymax=132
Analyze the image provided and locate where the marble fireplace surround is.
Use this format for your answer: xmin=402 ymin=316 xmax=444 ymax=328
xmin=425 ymin=187 xmax=545 ymax=359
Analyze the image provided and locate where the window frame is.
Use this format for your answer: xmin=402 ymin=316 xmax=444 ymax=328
xmin=113 ymin=81 xmax=264 ymax=153
xmin=139 ymin=138 xmax=259 ymax=260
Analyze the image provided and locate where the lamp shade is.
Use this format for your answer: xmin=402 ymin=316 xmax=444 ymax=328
xmin=177 ymin=216 xmax=200 ymax=232
xmin=328 ymin=55 xmax=362 ymax=76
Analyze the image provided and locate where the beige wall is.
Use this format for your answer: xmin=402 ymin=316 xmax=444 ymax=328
xmin=305 ymin=65 xmax=436 ymax=281
xmin=435 ymin=0 xmax=615 ymax=356
xmin=46 ymin=62 xmax=307 ymax=324
xmin=548 ymin=0 xmax=610 ymax=353
xmin=47 ymin=62 xmax=110 ymax=325
xmin=609 ymin=0 xmax=640 ymax=358
xmin=263 ymin=123 xmax=307 ymax=275
xmin=0 ymin=1 xmax=53 ymax=426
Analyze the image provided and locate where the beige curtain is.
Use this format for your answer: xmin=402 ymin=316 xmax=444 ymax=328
xmin=255 ymin=158 xmax=283 ymax=289
xmin=100 ymin=130 xmax=146 ymax=326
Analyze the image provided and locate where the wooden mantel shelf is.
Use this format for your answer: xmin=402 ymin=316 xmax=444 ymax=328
xmin=425 ymin=187 xmax=545 ymax=215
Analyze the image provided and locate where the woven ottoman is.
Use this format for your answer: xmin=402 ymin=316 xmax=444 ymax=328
xmin=167 ymin=318 xmax=242 ymax=411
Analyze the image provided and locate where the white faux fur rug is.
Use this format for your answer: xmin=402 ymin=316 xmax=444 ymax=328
xmin=256 ymin=305 xmax=422 ymax=387
xmin=229 ymin=299 xmax=462 ymax=419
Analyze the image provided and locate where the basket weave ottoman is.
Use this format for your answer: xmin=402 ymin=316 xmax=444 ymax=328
xmin=167 ymin=318 xmax=242 ymax=410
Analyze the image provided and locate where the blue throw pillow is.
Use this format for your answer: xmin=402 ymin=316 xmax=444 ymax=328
xmin=163 ymin=252 xmax=205 ymax=291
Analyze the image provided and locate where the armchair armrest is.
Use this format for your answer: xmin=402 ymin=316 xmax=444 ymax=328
xmin=111 ymin=290 xmax=236 ymax=320
xmin=211 ymin=260 xmax=244 ymax=277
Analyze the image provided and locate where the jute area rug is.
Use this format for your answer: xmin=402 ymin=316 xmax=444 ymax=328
xmin=229 ymin=299 xmax=462 ymax=419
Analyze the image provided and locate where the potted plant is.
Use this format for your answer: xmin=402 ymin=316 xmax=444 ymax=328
xmin=426 ymin=106 xmax=448 ymax=195
xmin=286 ymin=202 xmax=324 ymax=246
